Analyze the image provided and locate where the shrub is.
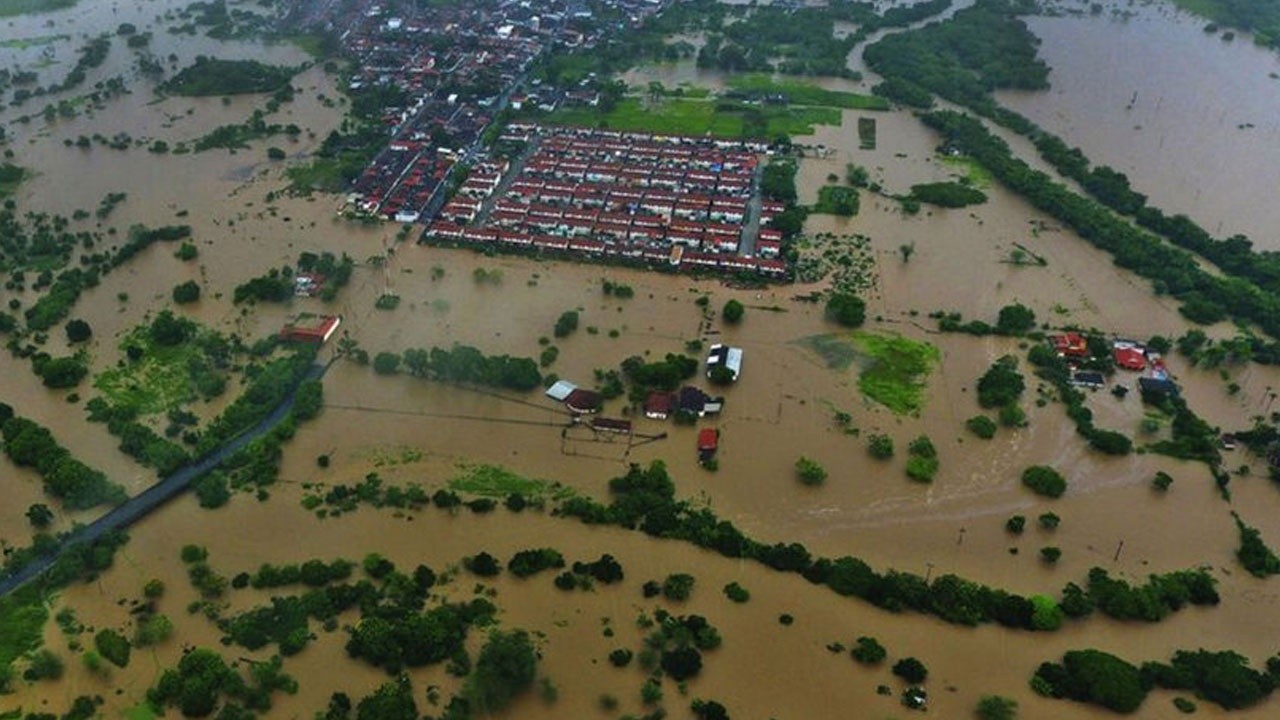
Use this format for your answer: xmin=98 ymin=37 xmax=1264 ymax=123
xmin=905 ymin=435 xmax=939 ymax=482
xmin=867 ymin=433 xmax=894 ymax=459
xmin=1022 ymin=466 xmax=1066 ymax=498
xmin=998 ymin=404 xmax=1027 ymax=428
xmin=608 ymin=649 xmax=633 ymax=668
xmin=372 ymin=352 xmax=401 ymax=375
xmin=465 ymin=552 xmax=501 ymax=577
xmin=892 ymin=657 xmax=927 ymax=683
xmin=1005 ymin=515 xmax=1026 ymax=534
xmin=1038 ymin=512 xmax=1060 ymax=530
xmin=795 ymin=456 xmax=828 ymax=486
xmin=975 ymin=694 xmax=1018 ymax=720
xmin=1152 ymin=471 xmax=1173 ymax=491
xmin=826 ymin=292 xmax=865 ymax=328
xmin=94 ymin=629 xmax=130 ymax=668
xmin=966 ymin=415 xmax=997 ymax=439
xmin=851 ymin=636 xmax=886 ymax=665
xmin=1040 ymin=547 xmax=1062 ymax=564
xmin=553 ymin=310 xmax=579 ymax=338
xmin=172 ymin=280 xmax=201 ymax=304
xmin=662 ymin=573 xmax=696 ymax=601
xmin=723 ymin=582 xmax=750 ymax=603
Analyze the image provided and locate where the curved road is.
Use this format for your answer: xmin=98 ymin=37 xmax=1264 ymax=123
xmin=0 ymin=362 xmax=329 ymax=598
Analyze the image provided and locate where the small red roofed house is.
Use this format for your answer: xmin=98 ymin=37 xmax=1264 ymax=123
xmin=1050 ymin=332 xmax=1089 ymax=358
xmin=1113 ymin=347 xmax=1146 ymax=371
xmin=280 ymin=315 xmax=341 ymax=344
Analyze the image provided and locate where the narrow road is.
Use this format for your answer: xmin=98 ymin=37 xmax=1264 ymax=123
xmin=0 ymin=362 xmax=330 ymax=598
xmin=738 ymin=161 xmax=766 ymax=257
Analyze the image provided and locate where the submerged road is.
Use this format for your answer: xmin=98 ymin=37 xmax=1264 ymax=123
xmin=0 ymin=362 xmax=330 ymax=599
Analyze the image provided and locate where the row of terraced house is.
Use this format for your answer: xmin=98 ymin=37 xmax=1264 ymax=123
xmin=424 ymin=125 xmax=787 ymax=276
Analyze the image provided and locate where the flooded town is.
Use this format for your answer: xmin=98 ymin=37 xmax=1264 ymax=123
xmin=3 ymin=0 xmax=1280 ymax=719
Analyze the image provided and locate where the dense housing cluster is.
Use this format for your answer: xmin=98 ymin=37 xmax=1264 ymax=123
xmin=424 ymin=125 xmax=786 ymax=276
xmin=318 ymin=0 xmax=674 ymax=221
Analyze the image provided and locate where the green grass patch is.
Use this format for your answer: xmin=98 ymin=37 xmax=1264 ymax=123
xmin=541 ymin=96 xmax=840 ymax=139
xmin=938 ymin=153 xmax=993 ymax=188
xmin=122 ymin=704 xmax=160 ymax=720
xmin=449 ymin=464 xmax=575 ymax=501
xmin=851 ymin=331 xmax=939 ymax=415
xmin=726 ymin=73 xmax=889 ymax=110
xmin=0 ymin=0 xmax=76 ymax=18
xmin=0 ymin=33 xmax=69 ymax=48
xmin=798 ymin=328 xmax=942 ymax=416
xmin=0 ymin=587 xmax=50 ymax=685
xmin=814 ymin=185 xmax=860 ymax=216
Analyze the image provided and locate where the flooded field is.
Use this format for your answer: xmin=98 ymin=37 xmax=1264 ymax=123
xmin=998 ymin=1 xmax=1280 ymax=248
xmin=4 ymin=0 xmax=1280 ymax=718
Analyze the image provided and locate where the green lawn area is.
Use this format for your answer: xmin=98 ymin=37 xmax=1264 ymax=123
xmin=852 ymin=331 xmax=939 ymax=416
xmin=542 ymin=96 xmax=841 ymax=139
xmin=449 ymin=464 xmax=575 ymax=501
xmin=0 ymin=0 xmax=76 ymax=18
xmin=726 ymin=73 xmax=890 ymax=110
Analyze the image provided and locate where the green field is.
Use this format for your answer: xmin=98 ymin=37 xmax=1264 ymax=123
xmin=726 ymin=73 xmax=891 ymax=110
xmin=449 ymin=463 xmax=576 ymax=501
xmin=0 ymin=0 xmax=76 ymax=18
xmin=542 ymin=96 xmax=840 ymax=139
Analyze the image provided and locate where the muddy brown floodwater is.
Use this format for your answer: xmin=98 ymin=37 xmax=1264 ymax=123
xmin=5 ymin=1 xmax=1280 ymax=718
xmin=998 ymin=0 xmax=1280 ymax=249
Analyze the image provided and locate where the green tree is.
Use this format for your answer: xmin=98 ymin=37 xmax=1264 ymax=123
xmin=26 ymin=503 xmax=53 ymax=528
xmin=172 ymin=280 xmax=201 ymax=304
xmin=851 ymin=636 xmax=886 ymax=665
xmin=357 ymin=677 xmax=417 ymax=720
xmin=826 ymin=292 xmax=866 ymax=328
xmin=996 ymin=303 xmax=1036 ymax=335
xmin=867 ymin=433 xmax=894 ymax=459
xmin=722 ymin=299 xmax=744 ymax=323
xmin=662 ymin=573 xmax=696 ymax=601
xmin=1022 ymin=466 xmax=1066 ymax=498
xmin=893 ymin=657 xmax=928 ymax=683
xmin=795 ymin=456 xmax=828 ymax=486
xmin=976 ymin=694 xmax=1018 ymax=720
xmin=977 ymin=356 xmax=1025 ymax=408
xmin=372 ymin=352 xmax=401 ymax=375
xmin=966 ymin=415 xmax=997 ymax=439
xmin=553 ymin=310 xmax=579 ymax=338
xmin=465 ymin=629 xmax=538 ymax=714
xmin=65 ymin=319 xmax=92 ymax=343
xmin=94 ymin=629 xmax=130 ymax=668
